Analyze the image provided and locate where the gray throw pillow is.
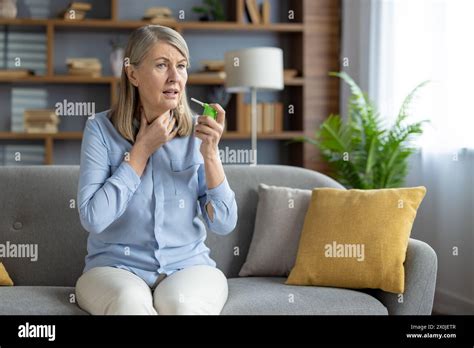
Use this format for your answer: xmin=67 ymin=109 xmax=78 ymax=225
xmin=239 ymin=183 xmax=312 ymax=277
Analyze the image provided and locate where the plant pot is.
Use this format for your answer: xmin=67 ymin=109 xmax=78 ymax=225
xmin=199 ymin=15 xmax=210 ymax=21
xmin=110 ymin=47 xmax=125 ymax=78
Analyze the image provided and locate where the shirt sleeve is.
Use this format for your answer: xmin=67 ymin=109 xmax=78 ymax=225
xmin=197 ymin=163 xmax=238 ymax=236
xmin=77 ymin=117 xmax=141 ymax=234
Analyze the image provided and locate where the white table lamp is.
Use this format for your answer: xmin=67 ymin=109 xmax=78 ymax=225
xmin=224 ymin=47 xmax=284 ymax=165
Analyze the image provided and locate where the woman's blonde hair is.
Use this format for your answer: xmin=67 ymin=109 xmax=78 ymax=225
xmin=109 ymin=25 xmax=194 ymax=143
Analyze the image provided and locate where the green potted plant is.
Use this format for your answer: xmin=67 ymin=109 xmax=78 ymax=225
xmin=192 ymin=0 xmax=225 ymax=21
xmin=291 ymin=72 xmax=429 ymax=189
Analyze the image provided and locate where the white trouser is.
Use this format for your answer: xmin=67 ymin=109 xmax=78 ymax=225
xmin=75 ymin=265 xmax=228 ymax=315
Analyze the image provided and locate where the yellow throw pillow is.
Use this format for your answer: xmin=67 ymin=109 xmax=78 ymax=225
xmin=286 ymin=186 xmax=426 ymax=294
xmin=0 ymin=262 xmax=14 ymax=286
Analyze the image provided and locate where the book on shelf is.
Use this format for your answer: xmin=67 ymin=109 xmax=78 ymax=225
xmin=69 ymin=2 xmax=92 ymax=11
xmin=24 ymin=124 xmax=59 ymax=134
xmin=189 ymin=71 xmax=226 ymax=80
xmin=284 ymin=69 xmax=299 ymax=79
xmin=0 ymin=69 xmax=35 ymax=78
xmin=0 ymin=32 xmax=47 ymax=42
xmin=241 ymin=102 xmax=284 ymax=134
xmin=1 ymin=31 xmax=47 ymax=75
xmin=143 ymin=7 xmax=176 ymax=24
xmin=262 ymin=103 xmax=274 ymax=133
xmin=274 ymin=102 xmax=283 ymax=132
xmin=144 ymin=7 xmax=173 ymax=18
xmin=67 ymin=68 xmax=101 ymax=77
xmin=200 ymin=60 xmax=225 ymax=72
xmin=66 ymin=58 xmax=102 ymax=68
xmin=12 ymin=88 xmax=48 ymax=97
xmin=23 ymin=108 xmax=60 ymax=133
xmin=245 ymin=0 xmax=261 ymax=24
xmin=24 ymin=0 xmax=51 ymax=19
xmin=2 ymin=144 xmax=45 ymax=165
xmin=66 ymin=58 xmax=102 ymax=77
xmin=261 ymin=0 xmax=271 ymax=24
xmin=4 ymin=144 xmax=45 ymax=154
xmin=147 ymin=17 xmax=178 ymax=25
xmin=63 ymin=10 xmax=87 ymax=20
xmin=3 ymin=43 xmax=46 ymax=53
xmin=24 ymin=109 xmax=59 ymax=123
xmin=7 ymin=52 xmax=45 ymax=61
xmin=60 ymin=2 xmax=92 ymax=20
xmin=11 ymin=88 xmax=48 ymax=132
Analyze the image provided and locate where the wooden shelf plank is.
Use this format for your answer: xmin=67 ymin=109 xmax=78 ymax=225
xmin=0 ymin=74 xmax=303 ymax=86
xmin=0 ymin=75 xmax=115 ymax=84
xmin=51 ymin=132 xmax=84 ymax=140
xmin=187 ymin=75 xmax=225 ymax=85
xmin=180 ymin=22 xmax=304 ymax=32
xmin=0 ymin=132 xmax=83 ymax=140
xmin=53 ymin=19 xmax=164 ymax=29
xmin=284 ymin=77 xmax=304 ymax=86
xmin=187 ymin=75 xmax=303 ymax=86
xmin=0 ymin=18 xmax=48 ymax=26
xmin=0 ymin=18 xmax=303 ymax=32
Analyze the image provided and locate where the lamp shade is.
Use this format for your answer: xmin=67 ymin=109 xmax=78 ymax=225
xmin=224 ymin=47 xmax=284 ymax=92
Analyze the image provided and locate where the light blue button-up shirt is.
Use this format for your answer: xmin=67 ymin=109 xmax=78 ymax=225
xmin=77 ymin=110 xmax=238 ymax=287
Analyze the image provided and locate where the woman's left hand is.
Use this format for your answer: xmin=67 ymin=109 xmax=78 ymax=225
xmin=194 ymin=103 xmax=225 ymax=160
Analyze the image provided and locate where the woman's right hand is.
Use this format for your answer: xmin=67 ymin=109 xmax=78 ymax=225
xmin=135 ymin=108 xmax=178 ymax=156
xmin=128 ymin=108 xmax=178 ymax=177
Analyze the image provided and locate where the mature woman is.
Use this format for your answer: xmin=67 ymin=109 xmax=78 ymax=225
xmin=75 ymin=25 xmax=238 ymax=315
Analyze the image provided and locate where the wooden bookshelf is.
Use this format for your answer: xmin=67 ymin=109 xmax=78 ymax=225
xmin=0 ymin=0 xmax=341 ymax=170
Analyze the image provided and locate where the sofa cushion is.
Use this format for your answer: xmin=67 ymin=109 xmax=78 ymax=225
xmin=0 ymin=280 xmax=387 ymax=315
xmin=0 ymin=287 xmax=87 ymax=315
xmin=286 ymin=187 xmax=427 ymax=294
xmin=239 ymin=184 xmax=311 ymax=277
xmin=222 ymin=277 xmax=388 ymax=315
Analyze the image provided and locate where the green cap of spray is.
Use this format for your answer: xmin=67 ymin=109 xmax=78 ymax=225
xmin=191 ymin=97 xmax=217 ymax=120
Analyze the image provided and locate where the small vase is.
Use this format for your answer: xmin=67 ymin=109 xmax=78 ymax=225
xmin=0 ymin=0 xmax=17 ymax=19
xmin=110 ymin=47 xmax=125 ymax=78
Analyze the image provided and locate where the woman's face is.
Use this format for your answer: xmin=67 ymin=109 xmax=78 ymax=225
xmin=129 ymin=42 xmax=188 ymax=119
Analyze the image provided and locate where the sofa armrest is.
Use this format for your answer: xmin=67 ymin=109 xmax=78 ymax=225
xmin=373 ymin=238 xmax=438 ymax=315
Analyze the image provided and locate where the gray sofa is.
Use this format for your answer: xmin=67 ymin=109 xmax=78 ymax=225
xmin=0 ymin=165 xmax=437 ymax=315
